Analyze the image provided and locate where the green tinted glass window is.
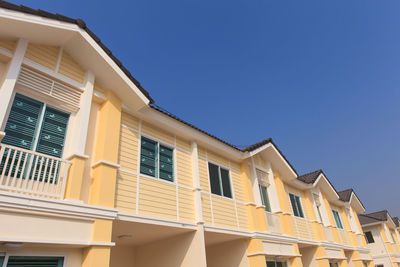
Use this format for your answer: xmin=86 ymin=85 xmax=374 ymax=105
xmin=140 ymin=136 xmax=174 ymax=182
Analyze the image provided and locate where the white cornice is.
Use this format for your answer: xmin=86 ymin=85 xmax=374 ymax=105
xmin=0 ymin=237 xmax=115 ymax=247
xmin=0 ymin=191 xmax=117 ymax=220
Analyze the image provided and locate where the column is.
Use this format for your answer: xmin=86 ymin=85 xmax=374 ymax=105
xmin=0 ymin=38 xmax=28 ymax=134
xmin=64 ymin=71 xmax=94 ymax=200
xmin=82 ymin=219 xmax=113 ymax=267
xmin=89 ymin=90 xmax=122 ymax=207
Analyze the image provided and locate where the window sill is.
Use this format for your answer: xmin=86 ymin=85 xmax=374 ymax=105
xmin=210 ymin=192 xmax=234 ymax=201
xmin=139 ymin=173 xmax=176 ymax=186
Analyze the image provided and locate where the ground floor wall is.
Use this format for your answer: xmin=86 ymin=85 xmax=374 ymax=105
xmin=206 ymin=239 xmax=249 ymax=267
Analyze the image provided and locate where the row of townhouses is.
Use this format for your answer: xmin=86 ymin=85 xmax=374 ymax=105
xmin=0 ymin=1 xmax=398 ymax=267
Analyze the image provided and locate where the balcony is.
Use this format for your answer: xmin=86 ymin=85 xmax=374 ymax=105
xmin=337 ymin=229 xmax=351 ymax=246
xmin=0 ymin=143 xmax=70 ymax=199
xmin=323 ymin=226 xmax=334 ymax=242
xmin=265 ymin=211 xmax=281 ymax=234
xmin=292 ymin=216 xmax=316 ymax=240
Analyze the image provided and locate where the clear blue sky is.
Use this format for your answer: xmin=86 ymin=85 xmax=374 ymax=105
xmin=12 ymin=0 xmax=400 ymax=215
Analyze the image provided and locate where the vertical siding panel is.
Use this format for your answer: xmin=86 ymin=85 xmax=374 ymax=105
xmin=58 ymin=50 xmax=85 ymax=83
xmin=0 ymin=40 xmax=16 ymax=52
xmin=25 ymin=44 xmax=60 ymax=70
xmin=118 ymin=126 xmax=139 ymax=173
xmin=198 ymin=158 xmax=210 ymax=192
xmin=115 ymin=171 xmax=137 ymax=213
xmin=177 ymin=150 xmax=193 ymax=188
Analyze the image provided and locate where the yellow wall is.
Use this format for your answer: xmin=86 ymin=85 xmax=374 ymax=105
xmin=198 ymin=148 xmax=250 ymax=231
xmin=115 ymin=112 xmax=196 ymax=223
xmin=0 ymin=39 xmax=16 ymax=52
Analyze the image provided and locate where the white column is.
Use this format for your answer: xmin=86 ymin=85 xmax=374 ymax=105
xmin=265 ymin=161 xmax=281 ymax=212
xmin=66 ymin=71 xmax=94 ymax=158
xmin=250 ymin=156 xmax=263 ymax=206
xmin=191 ymin=142 xmax=204 ymax=224
xmin=0 ymin=38 xmax=28 ymax=133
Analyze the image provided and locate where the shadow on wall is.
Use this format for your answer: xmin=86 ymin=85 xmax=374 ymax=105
xmin=206 ymin=239 xmax=249 ymax=267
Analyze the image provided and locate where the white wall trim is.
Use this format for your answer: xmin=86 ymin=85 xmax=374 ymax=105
xmin=0 ymin=131 xmax=5 ymax=142
xmin=117 ymin=211 xmax=197 ymax=230
xmin=0 ymin=38 xmax=28 ymax=130
xmin=92 ymin=160 xmax=120 ymax=169
xmin=0 ymin=191 xmax=117 ymax=220
xmin=0 ymin=237 xmax=115 ymax=247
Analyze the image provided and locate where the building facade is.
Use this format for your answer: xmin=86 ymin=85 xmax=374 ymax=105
xmin=359 ymin=211 xmax=400 ymax=267
xmin=0 ymin=1 xmax=378 ymax=266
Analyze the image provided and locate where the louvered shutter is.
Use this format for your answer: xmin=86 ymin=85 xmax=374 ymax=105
xmin=159 ymin=145 xmax=173 ymax=181
xmin=0 ymin=256 xmax=4 ymax=266
xmin=140 ymin=137 xmax=157 ymax=177
xmin=2 ymin=93 xmax=43 ymax=150
xmin=36 ymin=107 xmax=69 ymax=158
xmin=6 ymin=256 xmax=64 ymax=267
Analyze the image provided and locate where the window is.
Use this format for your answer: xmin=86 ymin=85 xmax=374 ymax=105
xmin=259 ymin=184 xmax=271 ymax=212
xmin=2 ymin=93 xmax=70 ymax=158
xmin=3 ymin=256 xmax=64 ymax=267
xmin=332 ymin=210 xmax=344 ymax=229
xmin=289 ymin=193 xmax=304 ymax=218
xmin=391 ymin=232 xmax=396 ymax=243
xmin=208 ymin=162 xmax=232 ymax=198
xmin=363 ymin=262 xmax=369 ymax=267
xmin=329 ymin=262 xmax=339 ymax=267
xmin=313 ymin=193 xmax=323 ymax=223
xmin=375 ymin=265 xmax=384 ymax=267
xmin=364 ymin=231 xmax=375 ymax=244
xmin=140 ymin=136 xmax=174 ymax=182
xmin=266 ymin=261 xmax=287 ymax=267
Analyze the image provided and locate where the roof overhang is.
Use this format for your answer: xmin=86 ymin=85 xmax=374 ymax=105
xmin=243 ymin=142 xmax=297 ymax=180
xmin=348 ymin=192 xmax=365 ymax=214
xmin=313 ymin=173 xmax=340 ymax=201
xmin=136 ymin=106 xmax=244 ymax=161
xmin=0 ymin=6 xmax=151 ymax=111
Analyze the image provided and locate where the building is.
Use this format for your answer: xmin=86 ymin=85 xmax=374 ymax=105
xmin=359 ymin=211 xmax=400 ymax=267
xmin=0 ymin=1 xmax=373 ymax=266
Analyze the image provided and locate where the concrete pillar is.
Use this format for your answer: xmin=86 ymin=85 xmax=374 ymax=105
xmin=0 ymin=38 xmax=28 ymax=131
xmin=89 ymin=90 xmax=122 ymax=207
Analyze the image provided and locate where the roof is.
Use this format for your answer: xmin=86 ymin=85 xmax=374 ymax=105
xmin=359 ymin=210 xmax=389 ymax=225
xmin=0 ymin=0 xmax=154 ymax=104
xmin=337 ymin=189 xmax=353 ymax=202
xmin=2 ymin=0 xmax=298 ymax=173
xmin=393 ymin=217 xmax=400 ymax=227
xmin=297 ymin=169 xmax=323 ymax=184
xmin=358 ymin=214 xmax=383 ymax=225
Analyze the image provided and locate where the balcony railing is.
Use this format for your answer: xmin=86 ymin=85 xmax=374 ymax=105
xmin=266 ymin=211 xmax=281 ymax=234
xmin=292 ymin=216 xmax=316 ymax=240
xmin=324 ymin=226 xmax=334 ymax=242
xmin=0 ymin=143 xmax=70 ymax=199
xmin=338 ymin=228 xmax=351 ymax=246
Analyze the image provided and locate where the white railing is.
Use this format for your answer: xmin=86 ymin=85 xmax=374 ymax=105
xmin=266 ymin=211 xmax=281 ymax=234
xmin=338 ymin=228 xmax=351 ymax=246
xmin=0 ymin=144 xmax=70 ymax=199
xmin=292 ymin=216 xmax=316 ymax=240
xmin=324 ymin=226 xmax=334 ymax=242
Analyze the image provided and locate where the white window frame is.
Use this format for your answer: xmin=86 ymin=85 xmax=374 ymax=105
xmin=3 ymin=91 xmax=72 ymax=159
xmin=289 ymin=192 xmax=305 ymax=218
xmin=332 ymin=209 xmax=344 ymax=229
xmin=207 ymin=160 xmax=234 ymax=199
xmin=139 ymin=134 xmax=175 ymax=183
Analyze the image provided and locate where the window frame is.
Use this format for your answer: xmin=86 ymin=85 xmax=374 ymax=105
xmin=364 ymin=231 xmax=375 ymax=244
xmin=207 ymin=161 xmax=233 ymax=199
xmin=139 ymin=135 xmax=175 ymax=182
xmin=259 ymin=184 xmax=271 ymax=212
xmin=332 ymin=209 xmax=344 ymax=229
xmin=266 ymin=260 xmax=288 ymax=267
xmin=289 ymin=193 xmax=304 ymax=218
xmin=2 ymin=92 xmax=71 ymax=159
